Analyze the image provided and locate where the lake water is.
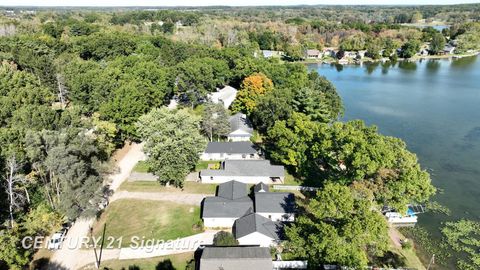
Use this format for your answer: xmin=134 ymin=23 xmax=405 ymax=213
xmin=307 ymin=56 xmax=480 ymax=238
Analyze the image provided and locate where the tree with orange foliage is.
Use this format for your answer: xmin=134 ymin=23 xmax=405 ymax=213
xmin=231 ymin=72 xmax=273 ymax=115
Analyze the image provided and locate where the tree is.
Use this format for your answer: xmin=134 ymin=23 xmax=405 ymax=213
xmin=430 ymin=33 xmax=446 ymax=55
xmin=231 ymin=73 xmax=274 ymax=115
xmin=213 ymin=231 xmax=239 ymax=246
xmin=0 ymin=228 xmax=31 ymax=270
xmin=201 ymin=102 xmax=231 ymax=141
xmin=399 ymin=40 xmax=421 ymax=59
xmin=285 ymin=183 xmax=389 ymax=268
xmin=442 ymin=219 xmax=480 ymax=270
xmin=136 ymin=108 xmax=206 ymax=187
xmin=2 ymin=156 xmax=28 ymax=228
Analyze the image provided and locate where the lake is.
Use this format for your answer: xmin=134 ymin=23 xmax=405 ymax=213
xmin=307 ymin=56 xmax=480 ymax=239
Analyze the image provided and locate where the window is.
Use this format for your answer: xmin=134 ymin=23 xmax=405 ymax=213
xmin=210 ymin=176 xmax=213 ymax=181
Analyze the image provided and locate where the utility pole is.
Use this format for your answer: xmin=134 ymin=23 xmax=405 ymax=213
xmin=426 ymin=254 xmax=435 ymax=270
xmin=90 ymin=224 xmax=107 ymax=269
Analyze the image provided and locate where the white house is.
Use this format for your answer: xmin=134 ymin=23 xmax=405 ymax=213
xmin=200 ymin=142 xmax=259 ymax=161
xmin=199 ymin=247 xmax=273 ymax=270
xmin=202 ymin=181 xmax=253 ymax=228
xmin=228 ymin=113 xmax=254 ymax=142
xmin=200 ymin=160 xmax=285 ymax=184
xmin=305 ymin=49 xmax=322 ymax=59
xmin=208 ymin=86 xmax=237 ymax=109
xmin=233 ymin=213 xmax=283 ymax=247
xmin=254 ymin=186 xmax=295 ymax=222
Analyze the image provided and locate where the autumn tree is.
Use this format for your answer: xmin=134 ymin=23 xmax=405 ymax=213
xmin=285 ymin=183 xmax=389 ymax=268
xmin=136 ymin=108 xmax=206 ymax=187
xmin=231 ymin=72 xmax=274 ymax=115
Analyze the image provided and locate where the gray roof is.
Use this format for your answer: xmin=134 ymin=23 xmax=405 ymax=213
xmin=202 ymin=196 xmax=253 ymax=218
xmin=201 ymin=160 xmax=284 ymax=178
xmin=200 ymin=247 xmax=273 ymax=270
xmin=254 ymin=182 xmax=269 ymax=193
xmin=229 ymin=113 xmax=253 ymax=134
xmin=233 ymin=213 xmax=284 ymax=240
xmin=204 ymin=142 xmax=257 ymax=154
xmin=217 ymin=181 xmax=248 ymax=200
xmin=254 ymin=192 xmax=295 ymax=214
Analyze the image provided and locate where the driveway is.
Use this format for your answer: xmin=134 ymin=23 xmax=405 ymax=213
xmin=48 ymin=143 xmax=145 ymax=270
xmin=110 ymin=191 xmax=208 ymax=205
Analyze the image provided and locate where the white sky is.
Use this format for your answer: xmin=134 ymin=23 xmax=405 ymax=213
xmin=1 ymin=0 xmax=479 ymax=7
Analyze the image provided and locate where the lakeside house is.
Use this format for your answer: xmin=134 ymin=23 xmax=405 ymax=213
xmin=443 ymin=44 xmax=456 ymax=54
xmin=208 ymin=86 xmax=238 ymax=109
xmin=202 ymin=181 xmax=295 ymax=229
xmin=202 ymin=181 xmax=254 ymax=228
xmin=199 ymin=247 xmax=273 ymax=270
xmin=305 ymin=49 xmax=322 ymax=59
xmin=200 ymin=160 xmax=285 ymax=184
xmin=200 ymin=142 xmax=260 ymax=161
xmin=228 ymin=113 xmax=254 ymax=142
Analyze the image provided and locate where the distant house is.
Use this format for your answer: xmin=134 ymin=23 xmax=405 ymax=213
xmin=208 ymin=86 xmax=238 ymax=109
xmin=228 ymin=113 xmax=254 ymax=142
xmin=254 ymin=189 xmax=295 ymax=222
xmin=233 ymin=213 xmax=284 ymax=247
xmin=200 ymin=142 xmax=259 ymax=161
xmin=357 ymin=50 xmax=367 ymax=59
xmin=323 ymin=47 xmax=337 ymax=58
xmin=305 ymin=49 xmax=322 ymax=59
xmin=200 ymin=160 xmax=285 ymax=184
xmin=261 ymin=50 xmax=284 ymax=58
xmin=199 ymin=247 xmax=273 ymax=270
xmin=443 ymin=44 xmax=456 ymax=54
xmin=202 ymin=181 xmax=253 ymax=228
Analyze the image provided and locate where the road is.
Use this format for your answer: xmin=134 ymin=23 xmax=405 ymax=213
xmin=48 ymin=143 xmax=145 ymax=270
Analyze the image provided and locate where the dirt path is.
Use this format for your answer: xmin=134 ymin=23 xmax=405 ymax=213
xmin=110 ymin=191 xmax=208 ymax=205
xmin=48 ymin=143 xmax=145 ymax=270
xmin=388 ymin=226 xmax=403 ymax=248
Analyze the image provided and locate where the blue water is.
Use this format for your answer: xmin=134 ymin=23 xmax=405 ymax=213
xmin=307 ymin=57 xmax=480 ymax=234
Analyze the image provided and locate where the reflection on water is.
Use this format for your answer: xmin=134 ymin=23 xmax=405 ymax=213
xmin=308 ymin=55 xmax=480 ymax=237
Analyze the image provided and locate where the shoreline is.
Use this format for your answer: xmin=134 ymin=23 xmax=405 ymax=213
xmin=300 ymin=51 xmax=480 ymax=66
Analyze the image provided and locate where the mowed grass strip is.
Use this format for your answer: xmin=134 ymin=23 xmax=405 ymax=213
xmin=92 ymin=199 xmax=202 ymax=247
xmin=120 ymin=181 xmax=217 ymax=194
xmin=81 ymin=252 xmax=194 ymax=270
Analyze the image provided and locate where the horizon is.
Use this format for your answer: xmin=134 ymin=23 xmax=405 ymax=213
xmin=1 ymin=0 xmax=479 ymax=7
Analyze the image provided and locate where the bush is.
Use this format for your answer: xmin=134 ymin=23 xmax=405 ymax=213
xmin=213 ymin=231 xmax=239 ymax=246
xmin=401 ymin=239 xmax=413 ymax=250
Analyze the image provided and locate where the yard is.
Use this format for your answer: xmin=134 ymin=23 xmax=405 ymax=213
xmin=119 ymin=181 xmax=217 ymax=194
xmin=81 ymin=252 xmax=194 ymax=270
xmin=132 ymin=160 xmax=150 ymax=173
xmin=92 ymin=199 xmax=203 ymax=247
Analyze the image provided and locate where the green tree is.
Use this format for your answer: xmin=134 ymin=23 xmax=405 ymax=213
xmin=0 ymin=228 xmax=31 ymax=270
xmin=400 ymin=40 xmax=421 ymax=59
xmin=136 ymin=108 xmax=206 ymax=187
xmin=285 ymin=183 xmax=389 ymax=268
xmin=430 ymin=33 xmax=446 ymax=55
xmin=201 ymin=102 xmax=231 ymax=141
xmin=213 ymin=231 xmax=239 ymax=246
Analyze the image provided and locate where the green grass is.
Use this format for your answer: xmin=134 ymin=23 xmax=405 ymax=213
xmin=283 ymin=171 xmax=302 ymax=185
xmin=195 ymin=160 xmax=221 ymax=171
xmin=120 ymin=181 xmax=217 ymax=194
xmin=82 ymin=252 xmax=194 ymax=270
xmin=132 ymin=160 xmax=150 ymax=173
xmin=92 ymin=200 xmax=203 ymax=247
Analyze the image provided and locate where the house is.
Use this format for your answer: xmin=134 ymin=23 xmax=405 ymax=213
xmin=254 ymin=188 xmax=295 ymax=222
xmin=200 ymin=160 xmax=285 ymax=184
xmin=443 ymin=44 xmax=456 ymax=54
xmin=356 ymin=50 xmax=367 ymax=59
xmin=199 ymin=247 xmax=273 ymax=270
xmin=305 ymin=49 xmax=322 ymax=59
xmin=200 ymin=142 xmax=259 ymax=161
xmin=323 ymin=47 xmax=337 ymax=58
xmin=228 ymin=113 xmax=254 ymax=142
xmin=233 ymin=213 xmax=284 ymax=247
xmin=208 ymin=86 xmax=238 ymax=109
xmin=261 ymin=50 xmax=284 ymax=58
xmin=202 ymin=181 xmax=254 ymax=228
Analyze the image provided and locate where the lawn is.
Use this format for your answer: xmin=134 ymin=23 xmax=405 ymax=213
xmin=81 ymin=252 xmax=194 ymax=270
xmin=120 ymin=181 xmax=217 ymax=194
xmin=132 ymin=160 xmax=150 ymax=173
xmin=195 ymin=160 xmax=221 ymax=171
xmin=92 ymin=200 xmax=203 ymax=247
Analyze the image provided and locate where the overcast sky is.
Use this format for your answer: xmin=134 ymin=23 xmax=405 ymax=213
xmin=0 ymin=0 xmax=478 ymax=7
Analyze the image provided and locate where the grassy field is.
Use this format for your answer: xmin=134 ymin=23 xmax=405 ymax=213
xmin=92 ymin=200 xmax=203 ymax=247
xmin=132 ymin=160 xmax=150 ymax=173
xmin=195 ymin=160 xmax=221 ymax=171
xmin=120 ymin=181 xmax=217 ymax=194
xmin=82 ymin=252 xmax=194 ymax=270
